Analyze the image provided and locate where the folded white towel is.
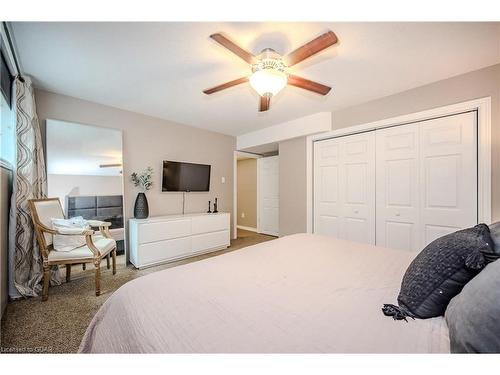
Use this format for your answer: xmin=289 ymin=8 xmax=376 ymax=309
xmin=51 ymin=216 xmax=91 ymax=252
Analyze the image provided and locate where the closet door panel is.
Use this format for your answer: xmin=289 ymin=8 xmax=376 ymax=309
xmin=419 ymin=111 xmax=477 ymax=246
xmin=313 ymin=132 xmax=375 ymax=245
xmin=341 ymin=132 xmax=376 ymax=244
xmin=376 ymin=124 xmax=420 ymax=251
xmin=314 ymin=138 xmax=343 ymax=237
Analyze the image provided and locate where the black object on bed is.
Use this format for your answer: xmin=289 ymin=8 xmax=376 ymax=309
xmin=384 ymin=224 xmax=499 ymax=320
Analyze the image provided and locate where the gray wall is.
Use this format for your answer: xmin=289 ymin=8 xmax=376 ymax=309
xmin=278 ymin=63 xmax=500 ymax=235
xmin=236 ymin=159 xmax=257 ymax=228
xmin=279 ymin=136 xmax=307 ymax=236
xmin=35 ymin=89 xmax=236 ymax=237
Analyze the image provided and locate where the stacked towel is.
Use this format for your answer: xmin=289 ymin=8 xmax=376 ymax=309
xmin=51 ymin=216 xmax=91 ymax=252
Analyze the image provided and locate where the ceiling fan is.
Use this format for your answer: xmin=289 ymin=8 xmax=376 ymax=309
xmin=203 ymin=30 xmax=338 ymax=112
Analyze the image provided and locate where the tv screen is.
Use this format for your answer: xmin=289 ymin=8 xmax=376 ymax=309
xmin=162 ymin=161 xmax=211 ymax=192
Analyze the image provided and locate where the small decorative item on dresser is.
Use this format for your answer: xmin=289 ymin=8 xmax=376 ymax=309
xmin=207 ymin=200 xmax=212 ymax=213
xmin=213 ymin=197 xmax=218 ymax=213
xmin=131 ymin=166 xmax=154 ymax=219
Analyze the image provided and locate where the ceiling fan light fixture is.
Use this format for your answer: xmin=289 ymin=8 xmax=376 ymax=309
xmin=204 ymin=31 xmax=337 ymax=111
xmin=249 ymin=55 xmax=288 ymax=97
xmin=249 ymin=68 xmax=288 ymax=96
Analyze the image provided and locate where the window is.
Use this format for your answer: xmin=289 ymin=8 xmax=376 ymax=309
xmin=0 ymin=45 xmax=15 ymax=168
xmin=0 ymin=48 xmax=12 ymax=108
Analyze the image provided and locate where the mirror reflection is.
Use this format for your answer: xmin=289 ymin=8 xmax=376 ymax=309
xmin=46 ymin=119 xmax=125 ymax=256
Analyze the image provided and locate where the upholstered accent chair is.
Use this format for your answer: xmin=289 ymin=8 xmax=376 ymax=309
xmin=29 ymin=198 xmax=117 ymax=301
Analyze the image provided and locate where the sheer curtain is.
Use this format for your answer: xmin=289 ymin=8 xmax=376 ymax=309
xmin=8 ymin=76 xmax=60 ymax=298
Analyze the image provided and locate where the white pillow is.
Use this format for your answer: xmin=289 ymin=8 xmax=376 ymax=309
xmin=51 ymin=216 xmax=90 ymax=252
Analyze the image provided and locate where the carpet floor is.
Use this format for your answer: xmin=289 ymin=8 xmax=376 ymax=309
xmin=0 ymin=229 xmax=274 ymax=353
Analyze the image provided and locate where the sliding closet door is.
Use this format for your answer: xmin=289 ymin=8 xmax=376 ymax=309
xmin=376 ymin=123 xmax=420 ymax=251
xmin=376 ymin=112 xmax=477 ymax=250
xmin=314 ymin=132 xmax=376 ymax=245
xmin=419 ymin=111 xmax=477 ymax=246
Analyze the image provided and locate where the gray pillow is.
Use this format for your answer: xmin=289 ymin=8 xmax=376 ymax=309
xmin=445 ymin=258 xmax=500 ymax=353
xmin=488 ymin=221 xmax=500 ymax=255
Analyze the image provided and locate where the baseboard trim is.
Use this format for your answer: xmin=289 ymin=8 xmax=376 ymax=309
xmin=237 ymin=225 xmax=258 ymax=232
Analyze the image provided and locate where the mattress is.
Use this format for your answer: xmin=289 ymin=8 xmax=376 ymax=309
xmin=79 ymin=233 xmax=450 ymax=353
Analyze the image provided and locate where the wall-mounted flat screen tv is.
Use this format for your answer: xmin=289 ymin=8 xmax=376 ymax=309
xmin=162 ymin=160 xmax=211 ymax=192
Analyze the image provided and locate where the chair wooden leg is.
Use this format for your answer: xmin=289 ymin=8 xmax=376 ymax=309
xmin=94 ymin=261 xmax=101 ymax=296
xmin=112 ymin=249 xmax=116 ymax=275
xmin=42 ymin=266 xmax=50 ymax=301
xmin=82 ymin=263 xmax=86 ymax=270
xmin=66 ymin=264 xmax=71 ymax=282
xmin=106 ymin=254 xmax=111 ymax=269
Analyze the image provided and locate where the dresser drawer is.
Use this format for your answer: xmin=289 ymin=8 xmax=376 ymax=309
xmin=191 ymin=230 xmax=229 ymax=253
xmin=191 ymin=215 xmax=229 ymax=235
xmin=138 ymin=237 xmax=191 ymax=265
xmin=139 ymin=219 xmax=191 ymax=244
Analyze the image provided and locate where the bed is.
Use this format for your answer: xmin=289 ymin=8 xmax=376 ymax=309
xmin=79 ymin=233 xmax=450 ymax=353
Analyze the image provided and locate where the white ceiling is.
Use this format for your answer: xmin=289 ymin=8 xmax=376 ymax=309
xmin=11 ymin=22 xmax=500 ymax=136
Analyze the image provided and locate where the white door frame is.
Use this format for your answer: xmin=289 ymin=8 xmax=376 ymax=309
xmin=306 ymin=97 xmax=492 ymax=233
xmin=233 ymin=151 xmax=261 ymax=240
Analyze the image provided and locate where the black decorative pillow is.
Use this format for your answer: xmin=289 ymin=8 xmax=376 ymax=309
xmin=445 ymin=258 xmax=500 ymax=353
xmin=383 ymin=224 xmax=498 ymax=320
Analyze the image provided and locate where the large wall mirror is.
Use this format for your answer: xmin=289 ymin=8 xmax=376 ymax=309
xmin=46 ymin=119 xmax=125 ymax=256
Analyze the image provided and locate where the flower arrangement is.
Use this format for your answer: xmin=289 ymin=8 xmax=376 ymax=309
xmin=131 ymin=167 xmax=154 ymax=192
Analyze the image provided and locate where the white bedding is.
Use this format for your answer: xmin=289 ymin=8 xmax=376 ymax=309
xmin=79 ymin=234 xmax=450 ymax=353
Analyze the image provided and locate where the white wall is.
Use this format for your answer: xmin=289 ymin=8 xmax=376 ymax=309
xmin=48 ymin=174 xmax=123 ymax=212
xmin=237 ymin=112 xmax=331 ymax=151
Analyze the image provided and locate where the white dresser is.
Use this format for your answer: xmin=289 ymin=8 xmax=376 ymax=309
xmin=128 ymin=212 xmax=230 ymax=268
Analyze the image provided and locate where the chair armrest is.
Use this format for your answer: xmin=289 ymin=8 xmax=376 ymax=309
xmin=87 ymin=220 xmax=111 ymax=228
xmin=56 ymin=227 xmax=95 ymax=236
xmin=37 ymin=222 xmax=94 ymax=236
xmin=39 ymin=224 xmax=100 ymax=256
xmin=87 ymin=220 xmax=114 ymax=239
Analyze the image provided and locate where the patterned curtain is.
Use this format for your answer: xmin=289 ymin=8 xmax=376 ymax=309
xmin=8 ymin=76 xmax=60 ymax=297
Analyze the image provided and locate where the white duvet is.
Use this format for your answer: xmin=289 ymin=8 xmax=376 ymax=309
xmin=79 ymin=234 xmax=450 ymax=353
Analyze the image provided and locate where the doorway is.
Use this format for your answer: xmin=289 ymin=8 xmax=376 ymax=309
xmin=234 ymin=151 xmax=259 ymax=239
xmin=233 ymin=151 xmax=280 ymax=240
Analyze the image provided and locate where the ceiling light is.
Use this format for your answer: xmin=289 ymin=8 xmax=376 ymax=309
xmin=250 ymin=69 xmax=287 ymax=96
xmin=249 ymin=51 xmax=288 ymax=97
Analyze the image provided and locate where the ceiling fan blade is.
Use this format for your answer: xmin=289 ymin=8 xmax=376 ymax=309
xmin=287 ymin=74 xmax=331 ymax=95
xmin=99 ymin=163 xmax=122 ymax=168
xmin=203 ymin=77 xmax=249 ymax=95
xmin=210 ymin=33 xmax=256 ymax=64
xmin=285 ymin=31 xmax=338 ymax=67
xmin=259 ymin=94 xmax=271 ymax=112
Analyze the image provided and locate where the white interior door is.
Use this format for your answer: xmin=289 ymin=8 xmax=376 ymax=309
xmin=376 ymin=123 xmax=420 ymax=251
xmin=258 ymin=156 xmax=279 ymax=236
xmin=314 ymin=132 xmax=376 ymax=245
xmin=419 ymin=111 xmax=477 ymax=246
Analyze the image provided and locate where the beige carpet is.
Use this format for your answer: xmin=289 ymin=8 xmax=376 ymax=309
xmin=0 ymin=229 xmax=274 ymax=353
